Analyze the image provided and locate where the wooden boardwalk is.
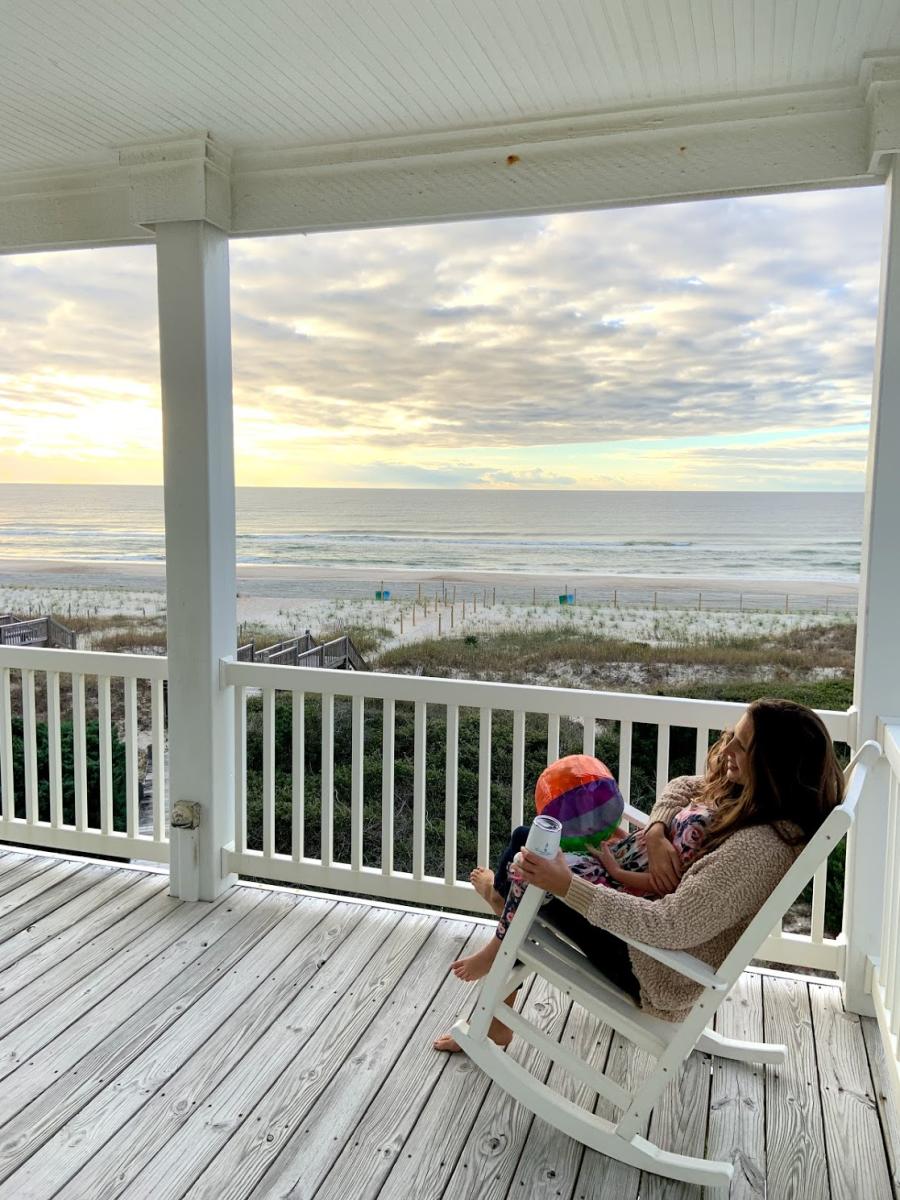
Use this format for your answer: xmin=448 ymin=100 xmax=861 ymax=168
xmin=0 ymin=847 xmax=897 ymax=1200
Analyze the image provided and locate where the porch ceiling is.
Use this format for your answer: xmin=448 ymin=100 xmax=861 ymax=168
xmin=3 ymin=1 xmax=900 ymax=251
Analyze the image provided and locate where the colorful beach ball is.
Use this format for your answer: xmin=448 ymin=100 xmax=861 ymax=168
xmin=535 ymin=754 xmax=624 ymax=851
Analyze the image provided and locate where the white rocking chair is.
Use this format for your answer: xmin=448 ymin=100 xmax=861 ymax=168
xmin=451 ymin=739 xmax=882 ymax=1191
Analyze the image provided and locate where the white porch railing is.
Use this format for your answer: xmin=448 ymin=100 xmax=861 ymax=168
xmin=0 ymin=646 xmax=169 ymax=862
xmin=870 ymin=721 xmax=900 ymax=1112
xmin=0 ymin=646 xmax=859 ymax=974
xmin=220 ymin=659 xmax=854 ymax=973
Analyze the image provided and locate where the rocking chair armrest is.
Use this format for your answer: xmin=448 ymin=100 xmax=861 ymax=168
xmin=619 ymin=936 xmax=729 ymax=990
xmin=621 ymin=803 xmax=649 ymax=829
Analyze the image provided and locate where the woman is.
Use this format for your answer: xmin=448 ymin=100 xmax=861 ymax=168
xmin=434 ymin=697 xmax=843 ymax=1051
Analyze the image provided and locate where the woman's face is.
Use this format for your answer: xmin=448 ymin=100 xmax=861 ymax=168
xmin=724 ymin=712 xmax=753 ymax=785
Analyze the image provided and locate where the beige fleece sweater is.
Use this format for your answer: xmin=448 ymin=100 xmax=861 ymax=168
xmin=562 ymin=775 xmax=801 ymax=1021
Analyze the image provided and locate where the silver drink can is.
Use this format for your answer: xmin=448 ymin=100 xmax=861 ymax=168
xmin=525 ymin=814 xmax=562 ymax=858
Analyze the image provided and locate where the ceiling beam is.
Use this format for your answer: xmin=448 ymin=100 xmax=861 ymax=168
xmin=2 ymin=58 xmax=899 ymax=254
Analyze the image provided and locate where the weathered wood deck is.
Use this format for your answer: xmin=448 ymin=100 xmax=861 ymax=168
xmin=0 ymin=846 xmax=897 ymax=1200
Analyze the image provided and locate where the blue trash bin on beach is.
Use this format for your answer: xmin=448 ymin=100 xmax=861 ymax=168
xmin=558 ymin=593 xmax=574 ymax=605
xmin=375 ymin=590 xmax=391 ymax=601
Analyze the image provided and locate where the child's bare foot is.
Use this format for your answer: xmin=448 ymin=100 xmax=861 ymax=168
xmin=450 ymin=938 xmax=501 ymax=982
xmin=470 ymin=867 xmax=504 ymax=915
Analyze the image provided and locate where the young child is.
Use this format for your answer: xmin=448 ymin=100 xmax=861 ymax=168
xmin=450 ymin=774 xmax=712 ymax=983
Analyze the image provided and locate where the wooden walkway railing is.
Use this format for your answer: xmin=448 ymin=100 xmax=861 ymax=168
xmin=0 ymin=615 xmax=76 ymax=650
xmin=236 ymin=632 xmax=366 ymax=671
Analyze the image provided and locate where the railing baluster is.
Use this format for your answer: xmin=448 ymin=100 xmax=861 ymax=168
xmin=292 ymin=691 xmax=305 ymax=861
xmin=695 ymin=727 xmax=710 ymax=775
xmin=321 ymin=693 xmax=334 ymax=866
xmin=351 ymin=694 xmax=364 ymax=872
xmin=413 ymin=700 xmax=426 ymax=880
xmin=618 ymin=720 xmax=632 ymax=806
xmin=582 ymin=715 xmax=595 ymax=757
xmin=98 ymin=675 xmax=113 ymax=835
xmin=48 ymin=671 xmax=63 ymax=828
xmin=234 ymin=686 xmax=247 ymax=854
xmin=382 ymin=698 xmax=395 ymax=876
xmin=0 ymin=667 xmax=12 ymax=821
xmin=150 ymin=678 xmax=165 ymax=842
xmin=73 ymin=673 xmax=88 ymax=831
xmin=478 ymin=707 xmax=492 ymax=869
xmin=511 ymin=710 xmax=526 ymax=829
xmin=22 ymin=669 xmax=38 ymax=825
xmin=656 ymin=722 xmax=670 ymax=802
xmin=546 ymin=713 xmax=560 ymax=765
xmin=810 ymin=861 xmax=827 ymax=945
xmin=124 ymin=676 xmax=138 ymax=839
xmin=444 ymin=703 xmax=459 ymax=886
xmin=262 ymin=687 xmax=275 ymax=859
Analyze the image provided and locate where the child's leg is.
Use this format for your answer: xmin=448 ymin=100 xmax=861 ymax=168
xmin=450 ymin=876 xmax=527 ymax=982
xmin=492 ymin=826 xmax=530 ymax=898
xmin=469 ymin=824 xmax=529 ymax=916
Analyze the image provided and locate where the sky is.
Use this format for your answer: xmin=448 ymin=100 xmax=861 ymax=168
xmin=0 ymin=186 xmax=884 ymax=491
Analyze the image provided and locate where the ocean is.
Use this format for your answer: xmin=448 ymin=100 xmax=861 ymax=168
xmin=0 ymin=484 xmax=863 ymax=584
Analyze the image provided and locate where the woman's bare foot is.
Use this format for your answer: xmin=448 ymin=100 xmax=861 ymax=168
xmin=432 ymin=1032 xmax=463 ymax=1052
xmin=450 ymin=937 xmax=501 ymax=982
xmin=432 ymin=1019 xmax=514 ymax=1053
xmin=470 ymin=867 xmax=504 ymax=915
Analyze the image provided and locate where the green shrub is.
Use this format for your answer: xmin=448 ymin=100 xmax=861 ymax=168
xmin=5 ymin=715 xmax=128 ymax=830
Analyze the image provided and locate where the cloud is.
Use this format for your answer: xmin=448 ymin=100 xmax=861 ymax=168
xmin=0 ymin=186 xmax=883 ymax=486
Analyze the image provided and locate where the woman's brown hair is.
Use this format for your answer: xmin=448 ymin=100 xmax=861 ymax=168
xmin=700 ymin=698 xmax=844 ymax=854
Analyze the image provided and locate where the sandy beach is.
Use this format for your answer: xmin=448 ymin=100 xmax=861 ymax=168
xmin=0 ymin=557 xmax=857 ymax=655
xmin=0 ymin=557 xmax=858 ymax=596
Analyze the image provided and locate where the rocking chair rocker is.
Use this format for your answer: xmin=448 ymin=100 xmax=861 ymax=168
xmin=451 ymin=739 xmax=881 ymax=1191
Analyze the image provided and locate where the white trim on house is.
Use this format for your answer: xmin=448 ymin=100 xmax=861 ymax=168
xmin=2 ymin=56 xmax=900 ymax=253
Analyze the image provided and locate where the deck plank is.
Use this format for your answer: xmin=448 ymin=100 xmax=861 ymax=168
xmin=861 ymin=1015 xmax=900 ymax=1199
xmin=764 ymin=977 xmax=830 ymax=1200
xmin=238 ymin=919 xmax=478 ymax=1200
xmin=705 ymin=972 xmax=766 ymax=1199
xmin=439 ymin=974 xmax=571 ymax=1200
xmin=180 ymin=911 xmax=439 ymax=1200
xmin=0 ymin=852 xmax=54 ymax=898
xmin=118 ymin=911 xmax=428 ymax=1200
xmin=641 ymin=1041 xmax=712 ymax=1199
xmin=52 ymin=900 xmax=396 ymax=1200
xmin=314 ymin=925 xmax=484 ymax=1200
xmin=0 ymin=868 xmax=147 ymax=982
xmin=2 ymin=894 xmax=335 ymax=1200
xmin=506 ymin=1001 xmax=613 ymax=1200
xmin=0 ymin=849 xmax=895 ymax=1200
xmin=375 ymin=978 xmax=539 ymax=1200
xmin=572 ymin=1031 xmax=655 ymax=1200
xmin=0 ymin=889 xmax=282 ymax=1186
xmin=0 ymin=883 xmax=219 ymax=1082
xmin=0 ymin=858 xmax=90 ymax=930
xmin=810 ymin=982 xmax=894 ymax=1199
xmin=0 ymin=872 xmax=177 ymax=1029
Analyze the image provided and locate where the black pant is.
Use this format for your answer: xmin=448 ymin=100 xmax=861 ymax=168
xmin=494 ymin=825 xmax=642 ymax=1004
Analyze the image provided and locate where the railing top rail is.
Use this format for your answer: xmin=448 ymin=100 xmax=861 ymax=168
xmin=0 ymin=616 xmax=48 ymax=633
xmin=0 ymin=644 xmax=168 ymax=680
xmin=221 ymin=657 xmax=853 ymax=740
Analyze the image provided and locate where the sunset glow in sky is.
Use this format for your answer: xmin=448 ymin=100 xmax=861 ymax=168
xmin=0 ymin=186 xmax=883 ymax=490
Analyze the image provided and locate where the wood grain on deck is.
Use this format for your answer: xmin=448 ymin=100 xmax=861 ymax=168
xmin=0 ymin=849 xmax=896 ymax=1200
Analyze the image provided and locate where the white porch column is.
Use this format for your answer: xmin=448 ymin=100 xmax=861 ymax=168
xmin=156 ymin=220 xmax=237 ymax=901
xmin=844 ymin=158 xmax=900 ymax=1014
